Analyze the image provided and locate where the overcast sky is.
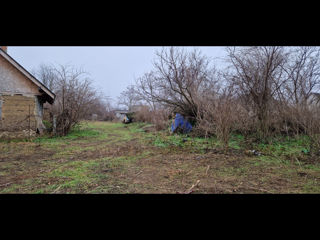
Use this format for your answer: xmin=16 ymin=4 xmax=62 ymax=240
xmin=7 ymin=46 xmax=227 ymax=105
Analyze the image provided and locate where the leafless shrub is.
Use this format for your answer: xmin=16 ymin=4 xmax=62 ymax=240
xmin=34 ymin=64 xmax=106 ymax=136
xmin=133 ymin=105 xmax=152 ymax=122
xmin=133 ymin=105 xmax=170 ymax=131
xmin=214 ymin=89 xmax=236 ymax=151
xmin=288 ymin=103 xmax=320 ymax=156
xmin=275 ymin=47 xmax=320 ymax=154
xmin=103 ymin=110 xmax=116 ymax=122
xmin=151 ymin=108 xmax=171 ymax=131
xmin=226 ymin=46 xmax=289 ymax=141
xmin=195 ymin=85 xmax=238 ymax=151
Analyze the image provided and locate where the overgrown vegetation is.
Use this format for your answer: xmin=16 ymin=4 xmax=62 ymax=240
xmin=2 ymin=47 xmax=320 ymax=194
xmin=118 ymin=47 xmax=320 ymax=156
xmin=33 ymin=64 xmax=113 ymax=136
xmin=35 ymin=47 xmax=320 ymax=157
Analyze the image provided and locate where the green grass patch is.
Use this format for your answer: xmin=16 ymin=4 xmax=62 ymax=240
xmin=46 ymin=159 xmax=103 ymax=193
xmin=150 ymin=131 xmax=248 ymax=153
xmin=254 ymin=135 xmax=310 ymax=157
xmin=229 ymin=134 xmax=244 ymax=149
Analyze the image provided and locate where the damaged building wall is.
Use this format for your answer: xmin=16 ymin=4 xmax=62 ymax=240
xmin=0 ymin=56 xmax=40 ymax=95
xmin=0 ymin=54 xmax=46 ymax=133
xmin=0 ymin=95 xmax=37 ymax=131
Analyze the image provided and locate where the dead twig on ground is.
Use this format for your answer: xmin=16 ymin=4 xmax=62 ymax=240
xmin=53 ymin=185 xmax=62 ymax=193
xmin=177 ymin=180 xmax=200 ymax=194
xmin=187 ymin=180 xmax=200 ymax=192
xmin=246 ymin=186 xmax=273 ymax=194
xmin=133 ymin=170 xmax=143 ymax=179
xmin=205 ymin=165 xmax=210 ymax=175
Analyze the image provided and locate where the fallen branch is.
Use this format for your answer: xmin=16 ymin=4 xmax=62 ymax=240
xmin=246 ymin=186 xmax=273 ymax=194
xmin=177 ymin=180 xmax=200 ymax=194
xmin=187 ymin=180 xmax=200 ymax=192
xmin=53 ymin=185 xmax=62 ymax=193
xmin=205 ymin=165 xmax=210 ymax=175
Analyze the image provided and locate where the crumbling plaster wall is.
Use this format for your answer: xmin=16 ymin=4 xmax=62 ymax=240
xmin=0 ymin=55 xmax=45 ymax=132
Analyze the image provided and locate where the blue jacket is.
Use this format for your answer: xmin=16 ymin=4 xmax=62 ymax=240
xmin=171 ymin=113 xmax=192 ymax=133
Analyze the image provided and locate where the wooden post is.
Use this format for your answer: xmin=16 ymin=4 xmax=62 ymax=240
xmin=29 ymin=104 xmax=31 ymax=139
xmin=53 ymin=115 xmax=57 ymax=135
xmin=62 ymin=86 xmax=65 ymax=135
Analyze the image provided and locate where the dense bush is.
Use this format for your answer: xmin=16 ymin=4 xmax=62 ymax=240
xmin=133 ymin=106 xmax=170 ymax=131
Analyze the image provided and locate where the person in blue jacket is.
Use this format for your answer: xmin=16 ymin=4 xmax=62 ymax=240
xmin=171 ymin=113 xmax=192 ymax=134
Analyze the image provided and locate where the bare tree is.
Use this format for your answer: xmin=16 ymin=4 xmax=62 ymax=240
xmin=118 ymin=85 xmax=141 ymax=111
xmin=226 ymin=46 xmax=289 ymax=140
xmin=32 ymin=63 xmax=56 ymax=91
xmin=134 ymin=72 xmax=159 ymax=111
xmin=135 ymin=47 xmax=217 ymax=124
xmin=282 ymin=47 xmax=320 ymax=105
xmin=35 ymin=64 xmax=103 ymax=136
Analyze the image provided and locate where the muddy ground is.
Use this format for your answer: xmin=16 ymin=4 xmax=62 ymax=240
xmin=0 ymin=121 xmax=319 ymax=193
